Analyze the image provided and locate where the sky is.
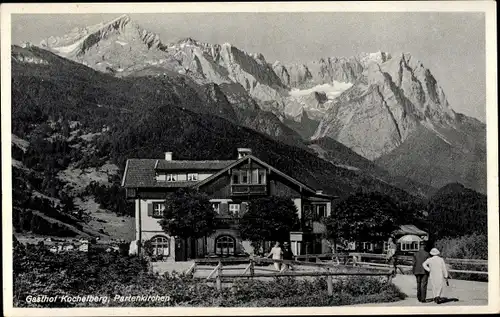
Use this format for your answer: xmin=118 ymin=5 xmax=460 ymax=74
xmin=11 ymin=12 xmax=486 ymax=122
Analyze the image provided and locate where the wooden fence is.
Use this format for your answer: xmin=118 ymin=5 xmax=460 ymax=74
xmin=185 ymin=257 xmax=393 ymax=295
xmin=183 ymin=252 xmax=487 ymax=294
xmin=344 ymin=252 xmax=488 ymax=276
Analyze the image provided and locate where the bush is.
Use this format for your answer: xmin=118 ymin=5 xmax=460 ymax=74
xmin=434 ymin=233 xmax=487 ymax=260
xmin=434 ymin=233 xmax=488 ymax=282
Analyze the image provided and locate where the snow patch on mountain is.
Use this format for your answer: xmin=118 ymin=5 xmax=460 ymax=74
xmin=289 ymin=81 xmax=353 ymax=100
xmin=52 ymin=40 xmax=84 ymax=55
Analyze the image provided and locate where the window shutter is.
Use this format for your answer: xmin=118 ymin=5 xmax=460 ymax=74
xmin=220 ymin=202 xmax=229 ymax=216
xmin=240 ymin=202 xmax=248 ymax=216
xmin=147 ymin=203 xmax=153 ymax=217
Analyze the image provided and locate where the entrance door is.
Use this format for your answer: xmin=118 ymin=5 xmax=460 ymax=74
xmin=189 ymin=237 xmax=196 ymax=259
xmin=175 ymin=238 xmax=187 ymax=262
xmin=215 ymin=235 xmax=236 ymax=257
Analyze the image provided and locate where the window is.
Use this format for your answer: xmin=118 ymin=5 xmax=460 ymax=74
xmin=362 ymin=242 xmax=373 ymax=251
xmin=153 ymin=202 xmax=165 ymax=217
xmin=187 ymin=173 xmax=198 ymax=181
xmin=126 ymin=188 xmax=136 ymax=198
xmin=215 ymin=235 xmax=235 ymax=256
xmin=400 ymin=242 xmax=420 ymax=251
xmin=241 ymin=170 xmax=249 ymax=184
xmin=316 ymin=205 xmax=326 ymax=219
xmin=249 ymin=169 xmax=266 ymax=184
xmin=212 ymin=203 xmax=220 ymax=214
xmin=232 ymin=171 xmax=239 ymax=184
xmin=166 ymin=174 xmax=177 ymax=182
xmin=150 ymin=236 xmax=170 ymax=257
xmin=252 ymin=169 xmax=259 ymax=184
xmin=258 ymin=170 xmax=266 ymax=184
xmin=229 ymin=203 xmax=240 ymax=216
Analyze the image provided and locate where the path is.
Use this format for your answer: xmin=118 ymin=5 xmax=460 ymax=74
xmin=151 ymin=261 xmax=488 ymax=306
xmin=353 ymin=274 xmax=488 ymax=306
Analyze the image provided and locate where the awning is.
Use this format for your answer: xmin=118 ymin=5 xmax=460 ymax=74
xmin=397 ymin=234 xmax=423 ymax=243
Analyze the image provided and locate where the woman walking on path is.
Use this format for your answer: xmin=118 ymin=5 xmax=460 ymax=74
xmin=267 ymin=241 xmax=283 ymax=271
xmin=422 ymin=248 xmax=450 ymax=304
xmin=386 ymin=237 xmax=397 ymax=275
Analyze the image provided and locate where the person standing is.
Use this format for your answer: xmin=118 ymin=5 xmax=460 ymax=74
xmin=422 ymin=248 xmax=450 ymax=304
xmin=386 ymin=237 xmax=397 ymax=275
xmin=281 ymin=242 xmax=294 ymax=272
xmin=412 ymin=241 xmax=431 ymax=303
xmin=267 ymin=241 xmax=283 ymax=271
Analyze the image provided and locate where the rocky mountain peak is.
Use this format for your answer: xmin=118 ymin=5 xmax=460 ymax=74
xmin=176 ymin=37 xmax=199 ymax=45
xmin=358 ymin=51 xmax=392 ymax=67
xmin=39 ymin=14 xmax=165 ymax=60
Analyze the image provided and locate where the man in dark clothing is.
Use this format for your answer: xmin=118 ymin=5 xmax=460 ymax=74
xmin=281 ymin=242 xmax=294 ymax=272
xmin=413 ymin=241 xmax=431 ymax=303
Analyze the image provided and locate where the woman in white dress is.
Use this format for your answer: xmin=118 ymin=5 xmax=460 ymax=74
xmin=422 ymin=248 xmax=450 ymax=303
xmin=386 ymin=237 xmax=397 ymax=275
xmin=267 ymin=242 xmax=283 ymax=271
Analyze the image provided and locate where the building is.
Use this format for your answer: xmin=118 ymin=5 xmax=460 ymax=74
xmin=341 ymin=225 xmax=429 ymax=254
xmin=392 ymin=224 xmax=429 ymax=253
xmin=121 ymin=148 xmax=336 ymax=261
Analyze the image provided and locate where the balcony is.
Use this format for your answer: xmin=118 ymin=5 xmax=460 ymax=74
xmin=215 ymin=217 xmax=240 ymax=229
xmin=231 ymin=184 xmax=267 ymax=196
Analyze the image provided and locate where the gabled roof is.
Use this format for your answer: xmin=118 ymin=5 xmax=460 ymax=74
xmin=122 ymin=155 xmax=335 ymax=199
xmin=122 ymin=159 xmax=206 ymax=188
xmin=155 ymin=160 xmax=235 ymax=171
xmin=395 ymin=225 xmax=428 ymax=236
xmin=195 ymin=154 xmax=320 ymax=195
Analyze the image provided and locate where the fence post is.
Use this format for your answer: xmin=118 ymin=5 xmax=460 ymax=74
xmin=250 ymin=258 xmax=255 ymax=279
xmin=387 ymin=273 xmax=393 ymax=284
xmin=327 ymin=268 xmax=333 ymax=296
xmin=215 ymin=261 xmax=222 ymax=291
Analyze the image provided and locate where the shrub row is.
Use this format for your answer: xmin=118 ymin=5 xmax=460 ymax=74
xmin=13 ymin=239 xmax=406 ymax=307
xmin=434 ymin=233 xmax=488 ymax=282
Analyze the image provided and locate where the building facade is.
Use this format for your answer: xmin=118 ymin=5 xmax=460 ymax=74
xmin=121 ymin=148 xmax=336 ymax=261
xmin=343 ymin=225 xmax=429 ymax=254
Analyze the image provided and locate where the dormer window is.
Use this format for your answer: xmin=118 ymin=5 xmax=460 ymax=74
xmin=166 ymin=174 xmax=177 ymax=182
xmin=187 ymin=173 xmax=198 ymax=181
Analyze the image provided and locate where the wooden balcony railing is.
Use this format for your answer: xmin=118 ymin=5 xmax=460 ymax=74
xmin=231 ymin=184 xmax=267 ymax=195
xmin=215 ymin=217 xmax=240 ymax=228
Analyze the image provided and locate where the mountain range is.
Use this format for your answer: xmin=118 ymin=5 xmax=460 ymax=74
xmin=11 ymin=15 xmax=486 ymax=239
xmin=35 ymin=14 xmax=486 ymax=192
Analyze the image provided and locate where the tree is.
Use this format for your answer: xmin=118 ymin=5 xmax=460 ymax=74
xmin=426 ymin=183 xmax=487 ymax=238
xmin=238 ymin=196 xmax=299 ymax=254
xmin=324 ymin=192 xmax=403 ymax=251
xmin=158 ymin=188 xmax=217 ymax=259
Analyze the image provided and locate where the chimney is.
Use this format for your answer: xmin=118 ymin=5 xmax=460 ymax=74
xmin=237 ymin=148 xmax=252 ymax=159
xmin=164 ymin=152 xmax=173 ymax=161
